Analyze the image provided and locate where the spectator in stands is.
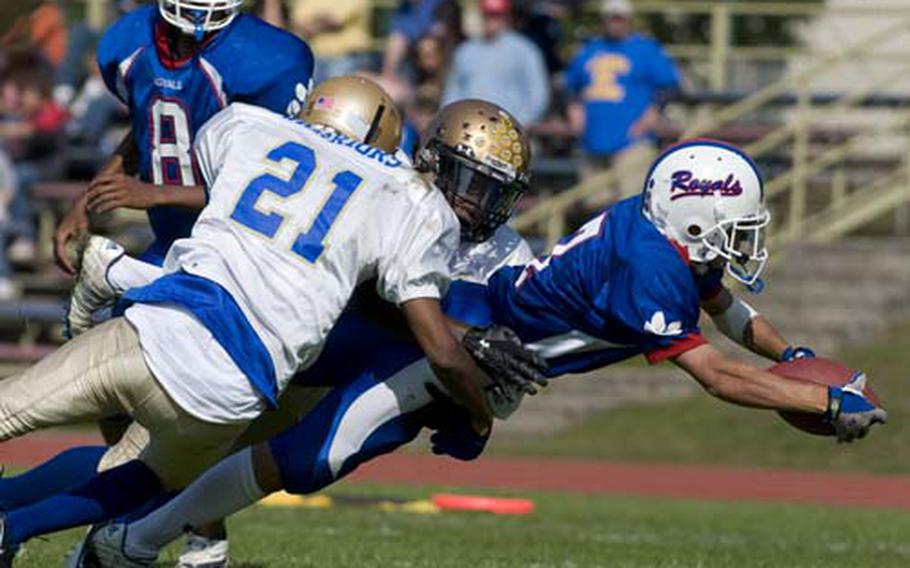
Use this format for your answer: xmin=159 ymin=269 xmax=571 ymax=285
xmin=0 ymin=148 xmax=19 ymax=300
xmin=0 ymin=61 xmax=69 ymax=262
xmin=514 ymin=0 xmax=567 ymax=75
xmin=565 ymin=0 xmax=680 ymax=204
xmin=288 ymin=0 xmax=373 ymax=83
xmin=1 ymin=2 xmax=67 ymax=70
xmin=442 ymin=0 xmax=549 ymax=126
xmin=412 ymin=34 xmax=448 ymax=102
xmin=401 ymin=87 xmax=440 ymax=157
xmin=382 ymin=0 xmax=463 ymax=79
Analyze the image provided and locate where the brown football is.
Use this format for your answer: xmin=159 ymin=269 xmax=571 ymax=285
xmin=769 ymin=358 xmax=880 ymax=436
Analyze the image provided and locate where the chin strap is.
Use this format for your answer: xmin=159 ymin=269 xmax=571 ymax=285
xmin=746 ymin=278 xmax=764 ymax=294
xmin=192 ymin=10 xmax=205 ymax=41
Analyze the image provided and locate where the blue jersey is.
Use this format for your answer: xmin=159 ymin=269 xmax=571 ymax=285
xmin=488 ymin=195 xmax=714 ymax=375
xmin=267 ymin=204 xmax=720 ymax=490
xmin=298 ymin=198 xmax=719 ymax=387
xmin=97 ymin=5 xmax=314 ymax=262
xmin=565 ymin=35 xmax=678 ymax=155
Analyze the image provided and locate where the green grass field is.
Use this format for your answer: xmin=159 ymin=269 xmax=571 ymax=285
xmin=11 ymin=326 xmax=910 ymax=566
xmin=14 ymin=482 xmax=910 ymax=567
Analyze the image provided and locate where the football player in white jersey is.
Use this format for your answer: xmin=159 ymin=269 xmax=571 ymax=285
xmin=0 ymin=78 xmax=544 ymax=565
xmin=64 ymin=98 xmax=537 ymax=568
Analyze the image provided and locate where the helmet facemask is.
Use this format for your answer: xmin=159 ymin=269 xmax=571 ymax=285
xmin=700 ymin=210 xmax=770 ymax=286
xmin=429 ymin=142 xmax=527 ymax=242
xmin=159 ymin=0 xmax=242 ymax=41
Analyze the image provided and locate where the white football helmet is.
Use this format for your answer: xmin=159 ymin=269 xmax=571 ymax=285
xmin=642 ymin=139 xmax=770 ymax=287
xmin=159 ymin=0 xmax=242 ymax=39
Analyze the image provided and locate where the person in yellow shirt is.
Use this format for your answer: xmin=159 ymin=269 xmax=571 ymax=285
xmin=288 ymin=0 xmax=373 ymax=83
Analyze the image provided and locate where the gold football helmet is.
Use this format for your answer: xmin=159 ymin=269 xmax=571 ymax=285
xmin=300 ymin=75 xmax=402 ymax=154
xmin=416 ymin=100 xmax=531 ymax=242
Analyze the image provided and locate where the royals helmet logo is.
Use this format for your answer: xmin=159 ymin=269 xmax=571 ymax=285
xmin=669 ymin=170 xmax=743 ymax=200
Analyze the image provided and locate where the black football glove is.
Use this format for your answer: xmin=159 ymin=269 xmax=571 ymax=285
xmin=425 ymin=383 xmax=491 ymax=460
xmin=462 ymin=325 xmax=548 ymax=396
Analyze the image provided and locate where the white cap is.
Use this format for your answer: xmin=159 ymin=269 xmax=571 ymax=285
xmin=601 ymin=0 xmax=633 ymax=16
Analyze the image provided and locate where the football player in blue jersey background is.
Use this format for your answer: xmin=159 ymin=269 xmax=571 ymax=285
xmin=565 ymin=0 xmax=680 ymax=205
xmin=70 ymin=136 xmax=888 ymax=566
xmin=55 ymin=0 xmax=314 ymax=315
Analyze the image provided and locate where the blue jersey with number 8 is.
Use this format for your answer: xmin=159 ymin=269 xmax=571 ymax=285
xmin=97 ymin=4 xmax=314 ymax=263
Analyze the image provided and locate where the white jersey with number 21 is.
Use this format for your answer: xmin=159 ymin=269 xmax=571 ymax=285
xmin=125 ymin=103 xmax=459 ymax=424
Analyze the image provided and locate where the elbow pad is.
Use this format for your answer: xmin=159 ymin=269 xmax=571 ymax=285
xmin=712 ymin=297 xmax=759 ymax=346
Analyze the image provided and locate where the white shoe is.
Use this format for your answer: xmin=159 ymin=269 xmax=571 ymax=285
xmin=65 ymin=235 xmax=124 ymax=338
xmin=89 ymin=523 xmax=156 ymax=568
xmin=177 ymin=532 xmax=230 ymax=568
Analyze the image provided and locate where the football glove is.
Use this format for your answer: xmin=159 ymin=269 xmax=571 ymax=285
xmin=425 ymin=384 xmax=491 ymax=460
xmin=824 ymin=372 xmax=887 ymax=443
xmin=781 ymin=346 xmax=816 ymax=362
xmin=430 ymin=420 xmax=490 ymax=461
xmin=462 ymin=325 xmax=548 ymax=396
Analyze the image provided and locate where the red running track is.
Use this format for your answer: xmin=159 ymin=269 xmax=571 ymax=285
xmin=3 ymin=432 xmax=909 ymax=510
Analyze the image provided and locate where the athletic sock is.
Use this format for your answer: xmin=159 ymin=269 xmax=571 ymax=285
xmin=0 ymin=446 xmax=107 ymax=510
xmin=125 ymin=448 xmax=265 ymax=558
xmin=117 ymin=491 xmax=178 ymax=524
xmin=107 ymin=255 xmax=164 ymax=293
xmin=5 ymin=459 xmax=162 ymax=546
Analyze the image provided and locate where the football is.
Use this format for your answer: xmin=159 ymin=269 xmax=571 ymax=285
xmin=769 ymin=358 xmax=881 ymax=436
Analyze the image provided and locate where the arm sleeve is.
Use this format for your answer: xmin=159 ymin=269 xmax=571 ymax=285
xmin=647 ymin=41 xmax=681 ymax=90
xmin=238 ymin=41 xmax=315 ymax=117
xmin=96 ymin=18 xmax=139 ymax=105
xmin=389 ymin=6 xmax=415 ymax=39
xmin=391 ymin=0 xmax=436 ymax=42
xmin=192 ymin=105 xmax=241 ymax=189
xmin=376 ymin=188 xmax=459 ymax=305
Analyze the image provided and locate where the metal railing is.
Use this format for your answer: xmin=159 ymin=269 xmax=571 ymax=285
xmin=630 ymin=1 xmax=910 ymax=90
xmin=517 ymin=13 xmax=910 ymax=248
xmin=73 ymin=1 xmax=910 ymax=247
xmin=79 ymin=0 xmax=108 ymax=30
xmin=76 ymin=1 xmax=909 ymax=91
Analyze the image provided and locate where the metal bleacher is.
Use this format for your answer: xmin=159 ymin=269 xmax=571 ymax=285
xmin=517 ymin=10 xmax=910 ymax=250
xmin=3 ymin=1 xmax=908 ymax=371
xmin=0 ymin=178 xmax=151 ymax=371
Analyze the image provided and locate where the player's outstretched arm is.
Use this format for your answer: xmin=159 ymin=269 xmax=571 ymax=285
xmin=673 ymin=343 xmax=886 ymax=442
xmin=673 ymin=343 xmax=826 ymax=411
xmin=401 ymin=298 xmax=494 ymax=435
xmin=702 ymin=287 xmax=809 ymax=362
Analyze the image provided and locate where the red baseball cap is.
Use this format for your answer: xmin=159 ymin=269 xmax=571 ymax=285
xmin=480 ymin=0 xmax=511 ymax=15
